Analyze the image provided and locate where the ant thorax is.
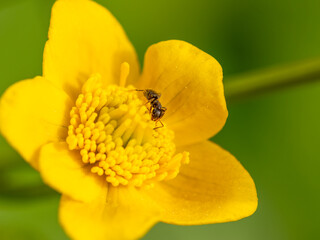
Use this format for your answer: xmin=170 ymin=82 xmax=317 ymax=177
xmin=136 ymin=89 xmax=166 ymax=129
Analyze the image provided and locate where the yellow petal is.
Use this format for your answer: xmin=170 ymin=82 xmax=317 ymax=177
xmin=0 ymin=77 xmax=72 ymax=169
xmin=43 ymin=0 xmax=140 ymax=100
xmin=59 ymin=186 xmax=160 ymax=240
xmin=138 ymin=40 xmax=228 ymax=146
xmin=39 ymin=142 xmax=106 ymax=202
xmin=146 ymin=141 xmax=257 ymax=225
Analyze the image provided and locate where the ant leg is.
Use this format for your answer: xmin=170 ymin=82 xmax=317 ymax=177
xmin=143 ymin=101 xmax=152 ymax=114
xmin=153 ymin=120 xmax=164 ymax=130
xmin=145 ymin=98 xmax=156 ymax=112
xmin=127 ymin=89 xmax=141 ymax=92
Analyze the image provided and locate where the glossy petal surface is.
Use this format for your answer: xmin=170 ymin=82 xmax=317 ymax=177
xmin=138 ymin=40 xmax=228 ymax=146
xmin=146 ymin=141 xmax=257 ymax=224
xmin=0 ymin=77 xmax=71 ymax=169
xmin=43 ymin=0 xmax=140 ymax=100
xmin=59 ymin=186 xmax=160 ymax=240
xmin=39 ymin=142 xmax=106 ymax=202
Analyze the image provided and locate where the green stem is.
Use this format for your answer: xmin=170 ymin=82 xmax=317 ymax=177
xmin=224 ymin=58 xmax=320 ymax=102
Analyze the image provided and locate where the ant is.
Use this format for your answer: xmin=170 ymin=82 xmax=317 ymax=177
xmin=136 ymin=89 xmax=167 ymax=129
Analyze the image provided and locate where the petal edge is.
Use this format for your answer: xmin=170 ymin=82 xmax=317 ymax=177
xmin=138 ymin=40 xmax=228 ymax=146
xmin=146 ymin=140 xmax=257 ymax=225
xmin=0 ymin=77 xmax=72 ymax=169
xmin=43 ymin=0 xmax=140 ymax=100
xmin=59 ymin=186 xmax=160 ymax=240
xmin=39 ymin=142 xmax=107 ymax=202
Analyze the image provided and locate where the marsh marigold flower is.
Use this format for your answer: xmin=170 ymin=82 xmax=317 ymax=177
xmin=0 ymin=0 xmax=257 ymax=239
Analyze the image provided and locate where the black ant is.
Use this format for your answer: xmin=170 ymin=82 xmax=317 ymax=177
xmin=136 ymin=89 xmax=167 ymax=129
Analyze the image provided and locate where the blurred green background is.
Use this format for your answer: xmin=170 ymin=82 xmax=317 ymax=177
xmin=0 ymin=0 xmax=320 ymax=239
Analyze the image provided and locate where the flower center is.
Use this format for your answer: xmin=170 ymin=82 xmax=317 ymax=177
xmin=66 ymin=68 xmax=189 ymax=188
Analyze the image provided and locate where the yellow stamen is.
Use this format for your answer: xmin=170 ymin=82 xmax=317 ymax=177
xmin=66 ymin=72 xmax=189 ymax=188
xmin=119 ymin=62 xmax=130 ymax=87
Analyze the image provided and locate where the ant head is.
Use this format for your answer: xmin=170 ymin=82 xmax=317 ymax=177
xmin=144 ymin=89 xmax=161 ymax=100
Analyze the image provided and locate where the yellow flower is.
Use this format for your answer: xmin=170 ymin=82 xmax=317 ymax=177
xmin=0 ymin=0 xmax=257 ymax=239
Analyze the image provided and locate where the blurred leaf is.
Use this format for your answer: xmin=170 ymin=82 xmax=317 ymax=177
xmin=0 ymin=196 xmax=68 ymax=240
xmin=0 ymin=160 xmax=55 ymax=199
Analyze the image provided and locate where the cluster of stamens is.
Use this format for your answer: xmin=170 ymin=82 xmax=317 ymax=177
xmin=66 ymin=72 xmax=189 ymax=188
